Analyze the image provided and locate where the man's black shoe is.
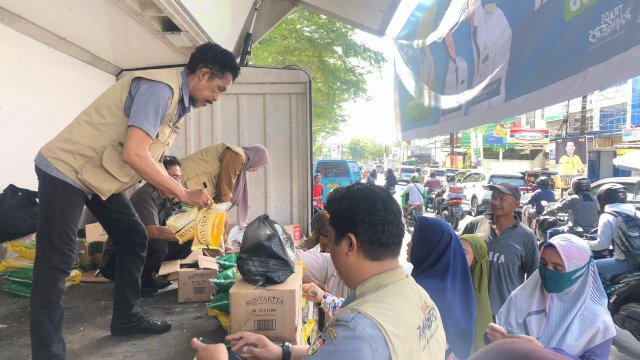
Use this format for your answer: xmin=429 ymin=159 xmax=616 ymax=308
xmin=153 ymin=276 xmax=172 ymax=289
xmin=111 ymin=318 xmax=171 ymax=336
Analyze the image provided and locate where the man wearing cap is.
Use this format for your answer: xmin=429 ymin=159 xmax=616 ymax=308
xmin=461 ymin=182 xmax=539 ymax=315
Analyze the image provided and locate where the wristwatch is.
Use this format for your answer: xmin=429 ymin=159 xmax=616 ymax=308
xmin=281 ymin=341 xmax=292 ymax=360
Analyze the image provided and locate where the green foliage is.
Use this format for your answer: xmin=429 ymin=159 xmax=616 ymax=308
xmin=344 ymin=138 xmax=385 ymax=163
xmin=250 ymin=8 xmax=386 ymax=156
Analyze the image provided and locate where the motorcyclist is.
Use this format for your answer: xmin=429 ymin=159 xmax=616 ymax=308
xmin=384 ymin=168 xmax=397 ymax=194
xmin=425 ymin=171 xmax=443 ymax=193
xmin=542 ymin=176 xmax=598 ymax=241
xmin=415 ymin=167 xmax=425 ymax=184
xmin=402 ymin=174 xmax=425 ymax=217
xmin=587 ymin=183 xmax=640 ymax=279
xmin=522 ymin=177 xmax=555 ymax=228
xmin=424 ymin=171 xmax=443 ymax=210
xmin=366 ymin=169 xmax=377 ymax=185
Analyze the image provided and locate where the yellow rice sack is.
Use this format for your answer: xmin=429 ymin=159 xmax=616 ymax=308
xmin=166 ymin=207 xmax=198 ymax=243
xmin=0 ymin=256 xmax=34 ymax=272
xmin=5 ymin=233 xmax=37 ymax=260
xmin=192 ymin=203 xmax=230 ymax=251
xmin=207 ymin=309 xmax=230 ymax=332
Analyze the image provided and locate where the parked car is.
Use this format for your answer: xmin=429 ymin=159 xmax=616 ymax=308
xmin=459 ymin=171 xmax=532 ymax=216
xmin=397 ymin=165 xmax=418 ymax=184
xmin=314 ymin=160 xmax=362 ymax=203
xmin=591 ymin=177 xmax=640 ymax=209
xmin=374 ymin=163 xmax=385 ymax=174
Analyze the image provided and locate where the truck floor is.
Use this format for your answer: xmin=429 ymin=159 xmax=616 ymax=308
xmin=0 ymin=282 xmax=226 ymax=359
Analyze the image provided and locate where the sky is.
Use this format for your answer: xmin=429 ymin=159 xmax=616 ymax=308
xmin=331 ymin=0 xmax=419 ymax=146
xmin=337 ymin=33 xmax=397 ymax=145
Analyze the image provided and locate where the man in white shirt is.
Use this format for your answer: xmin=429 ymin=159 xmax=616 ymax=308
xmin=403 ymin=174 xmax=426 ymax=216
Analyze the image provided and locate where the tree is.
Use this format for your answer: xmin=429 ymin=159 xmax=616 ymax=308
xmin=345 ymin=138 xmax=386 ymax=163
xmin=250 ymin=8 xmax=386 ymax=157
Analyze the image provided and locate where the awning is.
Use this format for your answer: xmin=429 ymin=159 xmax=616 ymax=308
xmin=613 ymin=150 xmax=640 ymax=172
xmin=0 ymin=0 xmax=401 ymax=75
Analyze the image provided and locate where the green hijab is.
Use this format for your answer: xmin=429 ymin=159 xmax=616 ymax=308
xmin=460 ymin=234 xmax=492 ymax=354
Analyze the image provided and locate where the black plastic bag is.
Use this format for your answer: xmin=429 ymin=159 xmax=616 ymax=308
xmin=237 ymin=214 xmax=295 ymax=286
xmin=0 ymin=184 xmax=39 ymax=243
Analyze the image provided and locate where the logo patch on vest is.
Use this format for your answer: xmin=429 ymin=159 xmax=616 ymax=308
xmin=417 ymin=300 xmax=439 ymax=351
xmin=307 ymin=334 xmax=327 ymax=356
xmin=325 ymin=326 xmax=337 ymax=340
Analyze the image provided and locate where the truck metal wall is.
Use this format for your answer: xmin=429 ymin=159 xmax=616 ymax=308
xmin=169 ymin=66 xmax=311 ymax=230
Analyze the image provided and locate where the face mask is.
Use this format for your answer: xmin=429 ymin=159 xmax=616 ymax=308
xmin=538 ymin=259 xmax=591 ymax=294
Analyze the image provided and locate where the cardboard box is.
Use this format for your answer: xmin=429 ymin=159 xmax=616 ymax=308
xmin=85 ymin=222 xmax=108 ymax=243
xmin=230 ymin=265 xmax=303 ymax=344
xmin=283 ymin=224 xmax=302 ymax=245
xmin=158 ymin=250 xmax=219 ymax=303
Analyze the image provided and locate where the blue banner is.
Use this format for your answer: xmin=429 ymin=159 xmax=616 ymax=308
xmin=395 ymin=0 xmax=640 ymax=139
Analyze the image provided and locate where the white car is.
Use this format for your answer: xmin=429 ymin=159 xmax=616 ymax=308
xmin=459 ymin=171 xmax=532 ymax=216
xmin=397 ymin=165 xmax=418 ymax=184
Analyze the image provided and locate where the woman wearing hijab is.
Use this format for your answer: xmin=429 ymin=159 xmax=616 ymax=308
xmin=180 ymin=143 xmax=269 ymax=228
xmin=384 ymin=168 xmax=397 ymax=193
xmin=366 ymin=169 xmax=377 ymax=185
xmin=408 ymin=217 xmax=476 ymax=359
xmin=459 ymin=235 xmax=492 ymax=354
xmin=488 ymin=234 xmax=615 ymax=359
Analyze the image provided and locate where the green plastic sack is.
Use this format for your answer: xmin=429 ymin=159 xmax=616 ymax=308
xmin=216 ymin=253 xmax=239 ymax=270
xmin=210 ymin=267 xmax=238 ymax=292
xmin=3 ymin=281 xmax=32 ymax=297
xmin=207 ymin=292 xmax=230 ymax=312
xmin=0 ymin=268 xmax=33 ymax=283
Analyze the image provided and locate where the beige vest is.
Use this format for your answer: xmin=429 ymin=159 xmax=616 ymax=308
xmin=40 ymin=68 xmax=185 ymax=200
xmin=329 ymin=267 xmax=446 ymax=360
xmin=180 ymin=143 xmax=246 ymax=197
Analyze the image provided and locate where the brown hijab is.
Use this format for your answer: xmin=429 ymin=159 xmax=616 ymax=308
xmin=232 ymin=144 xmax=269 ymax=228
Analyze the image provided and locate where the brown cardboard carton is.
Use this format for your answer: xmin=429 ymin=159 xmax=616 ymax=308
xmin=230 ymin=265 xmax=303 ymax=344
xmin=158 ymin=249 xmax=219 ymax=303
xmin=85 ymin=222 xmax=108 ymax=243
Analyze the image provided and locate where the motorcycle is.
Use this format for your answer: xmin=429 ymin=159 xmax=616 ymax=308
xmin=580 ymin=232 xmax=640 ymax=341
xmin=404 ymin=204 xmax=422 ymax=234
xmin=434 ymin=185 xmax=466 ymax=230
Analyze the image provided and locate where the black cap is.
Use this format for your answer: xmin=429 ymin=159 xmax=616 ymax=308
xmin=488 ymin=182 xmax=521 ymax=201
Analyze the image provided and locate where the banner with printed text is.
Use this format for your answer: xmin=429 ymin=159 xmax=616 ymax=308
xmin=395 ymin=0 xmax=640 ymax=139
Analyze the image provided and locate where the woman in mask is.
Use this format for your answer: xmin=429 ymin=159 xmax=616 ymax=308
xmin=487 ymin=234 xmax=615 ymax=359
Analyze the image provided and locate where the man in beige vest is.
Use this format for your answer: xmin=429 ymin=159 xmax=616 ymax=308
xmin=32 ymin=43 xmax=240 ymax=360
xmin=191 ymin=183 xmax=447 ymax=360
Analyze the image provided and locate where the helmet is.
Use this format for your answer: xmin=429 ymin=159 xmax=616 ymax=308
xmin=571 ymin=176 xmax=591 ymax=194
xmin=536 ymin=176 xmax=550 ymax=190
xmin=410 ymin=174 xmax=420 ymax=182
xmin=596 ymin=183 xmax=627 ymax=207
